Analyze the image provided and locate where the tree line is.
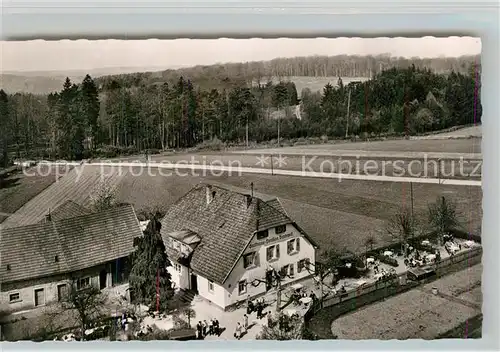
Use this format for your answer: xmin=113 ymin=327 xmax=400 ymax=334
xmin=0 ymin=60 xmax=481 ymax=164
xmin=94 ymin=54 xmax=480 ymax=91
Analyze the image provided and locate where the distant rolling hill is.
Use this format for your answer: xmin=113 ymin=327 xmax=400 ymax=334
xmin=1 ymin=66 xmax=183 ymax=95
xmin=0 ymin=74 xmax=81 ymax=95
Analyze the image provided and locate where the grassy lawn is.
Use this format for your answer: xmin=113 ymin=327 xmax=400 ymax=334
xmin=318 ymin=264 xmax=482 ymax=340
xmin=248 ymin=137 xmax=482 ymax=154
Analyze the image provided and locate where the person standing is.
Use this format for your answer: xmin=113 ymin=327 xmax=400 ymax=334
xmin=209 ymin=319 xmax=214 ymax=336
xmin=234 ymin=322 xmax=242 ymax=340
xmin=243 ymin=314 xmax=249 ymax=332
xmin=196 ymin=321 xmax=202 ymax=339
xmin=256 ymin=301 xmax=263 ymax=319
xmin=202 ymin=320 xmax=208 ymax=337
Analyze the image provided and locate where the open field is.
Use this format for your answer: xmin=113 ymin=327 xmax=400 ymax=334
xmin=109 ymin=153 xmax=482 ymax=181
xmin=241 ymin=137 xmax=482 ymax=156
xmin=412 ymin=125 xmax=482 ymax=140
xmin=422 ymin=262 xmax=482 ymax=303
xmin=329 ymin=264 xmax=482 ymax=340
xmin=253 ymin=76 xmax=370 ymax=94
xmin=0 ymin=166 xmax=68 ymax=223
xmin=1 ymin=165 xmax=482 ymax=256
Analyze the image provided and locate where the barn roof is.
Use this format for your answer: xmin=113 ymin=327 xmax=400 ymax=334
xmin=0 ymin=204 xmax=142 ymax=284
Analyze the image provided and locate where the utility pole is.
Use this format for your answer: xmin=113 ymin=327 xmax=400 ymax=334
xmin=410 ymin=182 xmax=414 ymax=219
xmin=345 ymin=87 xmax=351 ymax=138
xmin=276 ymin=275 xmax=282 ymax=313
xmin=246 ymin=117 xmax=249 ymax=149
xmin=437 ymin=158 xmax=442 ymax=184
xmin=270 ymin=154 xmax=274 ymax=175
xmin=156 ymin=268 xmax=160 ymax=312
xmin=277 ymin=115 xmax=281 ymax=147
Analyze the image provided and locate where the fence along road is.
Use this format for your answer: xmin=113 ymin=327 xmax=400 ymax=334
xmin=46 ymin=161 xmax=481 ymax=187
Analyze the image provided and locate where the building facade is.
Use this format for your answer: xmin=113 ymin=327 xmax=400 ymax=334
xmin=161 ymin=184 xmax=318 ymax=311
xmin=0 ymin=204 xmax=142 ymax=314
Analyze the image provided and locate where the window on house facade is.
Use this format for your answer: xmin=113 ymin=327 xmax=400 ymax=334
xmin=289 ymin=263 xmax=295 ymax=277
xmin=256 ymin=230 xmax=269 ymax=240
xmin=280 ymin=265 xmax=289 ymax=278
xmin=9 ymin=293 xmax=20 ymax=303
xmin=297 ymin=259 xmax=305 ymax=273
xmin=243 ymin=252 xmax=258 ymax=269
xmin=266 ymin=244 xmax=280 ymax=261
xmin=287 ymin=238 xmax=300 ymax=255
xmin=57 ymin=284 xmax=68 ymax=301
xmin=208 ymin=281 xmax=214 ymax=293
xmin=275 ymin=225 xmax=286 ymax=234
xmin=77 ymin=277 xmax=91 ymax=290
xmin=238 ymin=280 xmax=247 ymax=295
xmin=297 ymin=258 xmax=311 ymax=273
xmin=34 ymin=288 xmax=45 ymax=307
xmin=174 ymin=263 xmax=182 ymax=273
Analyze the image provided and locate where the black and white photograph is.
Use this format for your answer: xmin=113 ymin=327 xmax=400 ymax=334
xmin=0 ymin=36 xmax=483 ymax=342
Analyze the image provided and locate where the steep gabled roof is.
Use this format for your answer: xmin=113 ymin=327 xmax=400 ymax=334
xmin=266 ymin=198 xmax=319 ymax=248
xmin=160 ymin=183 xmax=292 ymax=284
xmin=0 ymin=204 xmax=142 ymax=284
xmin=40 ymin=200 xmax=91 ymax=223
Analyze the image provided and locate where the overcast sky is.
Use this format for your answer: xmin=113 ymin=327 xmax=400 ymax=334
xmin=2 ymin=36 xmax=481 ymax=72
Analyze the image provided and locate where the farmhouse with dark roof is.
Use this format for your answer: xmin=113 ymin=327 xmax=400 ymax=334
xmin=160 ymin=183 xmax=318 ymax=310
xmin=0 ymin=204 xmax=143 ymax=313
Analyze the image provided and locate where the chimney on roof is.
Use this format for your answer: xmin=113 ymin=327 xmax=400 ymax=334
xmin=45 ymin=208 xmax=52 ymax=222
xmin=206 ymin=185 xmax=215 ymax=205
xmin=245 ymin=194 xmax=252 ymax=209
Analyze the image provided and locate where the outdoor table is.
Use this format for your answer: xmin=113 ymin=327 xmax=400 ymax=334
xmin=383 ymin=251 xmax=393 ymax=257
xmin=374 ymin=273 xmax=384 ymax=280
xmin=284 ymin=309 xmax=298 ymax=317
xmin=366 ymin=257 xmax=375 ymax=264
xmin=345 ymin=262 xmax=352 ymax=268
xmin=464 ymin=240 xmax=475 ymax=248
xmin=300 ymin=297 xmax=313 ymax=305
xmin=422 ymin=240 xmax=430 ymax=245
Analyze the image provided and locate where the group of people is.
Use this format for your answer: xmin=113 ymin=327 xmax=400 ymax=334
xmin=233 ymin=314 xmax=250 ymax=340
xmin=115 ymin=312 xmax=131 ymax=331
xmin=246 ymin=296 xmax=266 ymax=319
xmin=196 ymin=319 xmax=221 ymax=339
xmin=290 ymin=288 xmax=317 ymax=306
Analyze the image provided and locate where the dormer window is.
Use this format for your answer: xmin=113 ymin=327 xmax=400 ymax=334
xmin=256 ymin=230 xmax=269 ymax=240
xmin=55 ymin=255 xmax=59 ymax=263
xmin=275 ymin=225 xmax=286 ymax=234
xmin=6 ymin=264 xmax=11 ymax=271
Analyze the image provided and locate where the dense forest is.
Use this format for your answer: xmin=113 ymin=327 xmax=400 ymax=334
xmin=0 ymin=54 xmax=481 ymax=164
xmin=94 ymin=54 xmax=480 ymax=91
